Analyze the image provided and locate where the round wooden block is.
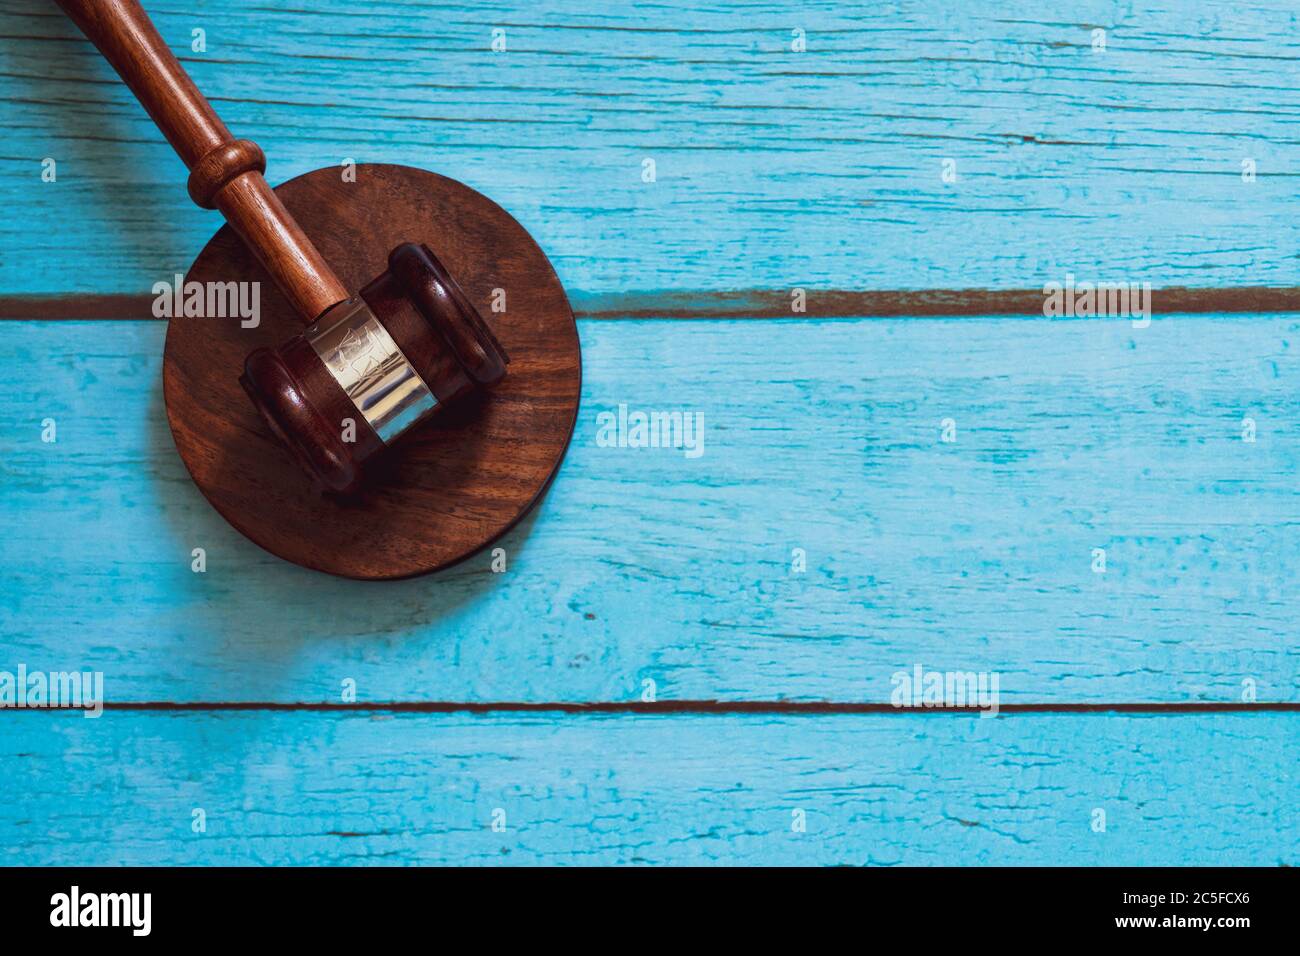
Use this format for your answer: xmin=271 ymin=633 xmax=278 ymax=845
xmin=163 ymin=164 xmax=581 ymax=579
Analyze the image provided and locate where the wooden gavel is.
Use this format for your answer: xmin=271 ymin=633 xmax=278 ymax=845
xmin=58 ymin=0 xmax=508 ymax=494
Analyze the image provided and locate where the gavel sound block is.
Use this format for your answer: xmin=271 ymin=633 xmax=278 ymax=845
xmin=168 ymin=165 xmax=581 ymax=579
xmin=58 ymin=0 xmax=581 ymax=579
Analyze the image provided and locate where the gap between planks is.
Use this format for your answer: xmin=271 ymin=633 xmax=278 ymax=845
xmin=3 ymin=701 xmax=1297 ymax=715
xmin=2 ymin=287 xmax=1300 ymax=320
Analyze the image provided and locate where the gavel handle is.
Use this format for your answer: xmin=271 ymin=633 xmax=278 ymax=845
xmin=56 ymin=0 xmax=349 ymax=322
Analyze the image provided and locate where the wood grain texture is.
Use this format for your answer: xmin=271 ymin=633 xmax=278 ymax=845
xmin=1 ymin=712 xmax=1293 ymax=865
xmin=3 ymin=315 xmax=1296 ymax=703
xmin=4 ymin=0 xmax=1298 ymax=869
xmin=165 ymin=164 xmax=580 ymax=577
xmin=1 ymin=0 xmax=1297 ymax=295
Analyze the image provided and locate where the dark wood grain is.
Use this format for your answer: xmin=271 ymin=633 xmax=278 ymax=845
xmin=55 ymin=0 xmax=348 ymax=320
xmin=164 ymin=164 xmax=581 ymax=579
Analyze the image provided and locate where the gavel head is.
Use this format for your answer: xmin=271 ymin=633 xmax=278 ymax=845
xmin=240 ymin=242 xmax=508 ymax=494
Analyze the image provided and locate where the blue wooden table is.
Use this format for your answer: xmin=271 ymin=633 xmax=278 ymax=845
xmin=1 ymin=0 xmax=1296 ymax=865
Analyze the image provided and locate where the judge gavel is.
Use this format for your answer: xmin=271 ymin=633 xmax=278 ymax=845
xmin=57 ymin=0 xmax=508 ymax=494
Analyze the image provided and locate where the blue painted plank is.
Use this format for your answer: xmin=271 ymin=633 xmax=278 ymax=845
xmin=1 ymin=711 xmax=1293 ymax=865
xmin=2 ymin=315 xmax=1296 ymax=703
xmin=1 ymin=0 xmax=1297 ymax=294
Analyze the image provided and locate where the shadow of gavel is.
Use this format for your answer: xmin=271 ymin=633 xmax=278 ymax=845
xmin=58 ymin=0 xmax=508 ymax=495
